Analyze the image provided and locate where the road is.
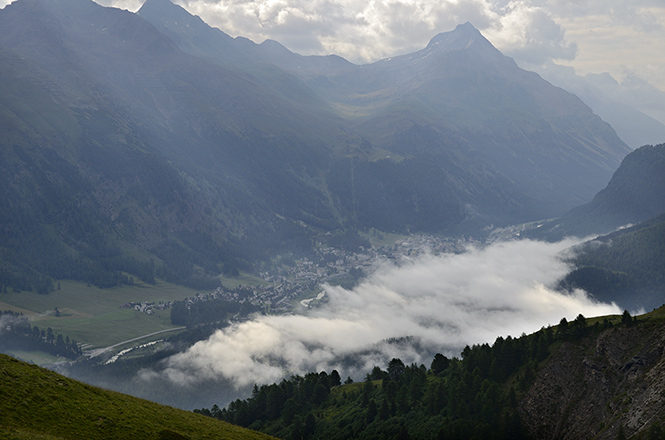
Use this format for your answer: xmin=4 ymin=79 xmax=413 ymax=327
xmin=86 ymin=326 xmax=186 ymax=358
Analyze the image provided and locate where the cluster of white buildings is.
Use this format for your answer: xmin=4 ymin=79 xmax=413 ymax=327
xmin=124 ymin=234 xmax=477 ymax=317
xmin=120 ymin=301 xmax=170 ymax=315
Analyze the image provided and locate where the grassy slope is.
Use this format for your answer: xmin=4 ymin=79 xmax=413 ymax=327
xmin=0 ymin=353 xmax=275 ymax=440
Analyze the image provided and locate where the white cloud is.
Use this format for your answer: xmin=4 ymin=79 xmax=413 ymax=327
xmin=177 ymin=0 xmax=500 ymax=61
xmin=150 ymin=239 xmax=620 ymax=390
xmin=484 ymin=2 xmax=578 ymax=64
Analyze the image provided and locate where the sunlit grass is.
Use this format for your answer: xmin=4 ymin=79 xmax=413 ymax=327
xmin=0 ymin=354 xmax=276 ymax=440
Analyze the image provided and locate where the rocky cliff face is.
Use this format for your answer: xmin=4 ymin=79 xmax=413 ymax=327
xmin=520 ymin=319 xmax=665 ymax=439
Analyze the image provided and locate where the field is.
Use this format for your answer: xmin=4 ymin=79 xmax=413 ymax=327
xmin=359 ymin=229 xmax=408 ymax=248
xmin=0 ymin=279 xmax=198 ymax=350
xmin=1 ymin=350 xmax=61 ymax=366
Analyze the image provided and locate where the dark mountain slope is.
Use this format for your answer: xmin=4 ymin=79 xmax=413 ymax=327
xmin=520 ymin=312 xmax=665 ymax=439
xmin=0 ymin=353 xmax=275 ymax=440
xmin=139 ymin=1 xmax=630 ymax=231
xmin=0 ymin=0 xmax=634 ymax=291
xmin=532 ymin=143 xmax=665 ymax=240
xmin=558 ymin=212 xmax=665 ymax=311
xmin=0 ymin=0 xmax=344 ymax=290
xmin=200 ymin=310 xmax=665 ymax=440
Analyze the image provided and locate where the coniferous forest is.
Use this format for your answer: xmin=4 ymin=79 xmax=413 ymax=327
xmin=196 ymin=314 xmax=614 ymax=440
xmin=0 ymin=311 xmax=83 ymax=359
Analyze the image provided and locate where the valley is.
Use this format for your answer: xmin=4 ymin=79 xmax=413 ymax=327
xmin=0 ymin=0 xmax=664 ymax=438
xmin=0 ymin=232 xmax=478 ymax=363
xmin=0 ymin=0 xmax=631 ymax=300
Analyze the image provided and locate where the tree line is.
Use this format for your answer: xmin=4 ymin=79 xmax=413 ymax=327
xmin=560 ymin=213 xmax=665 ymax=309
xmin=0 ymin=310 xmax=82 ymax=359
xmin=197 ymin=313 xmax=630 ymax=440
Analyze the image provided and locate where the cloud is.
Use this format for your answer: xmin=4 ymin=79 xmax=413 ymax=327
xmin=148 ymin=239 xmax=620 ymax=391
xmin=485 ymin=2 xmax=578 ymax=64
xmin=0 ymin=313 xmax=23 ymax=335
xmin=178 ymin=0 xmax=499 ymax=61
xmin=93 ymin=0 xmax=144 ymax=10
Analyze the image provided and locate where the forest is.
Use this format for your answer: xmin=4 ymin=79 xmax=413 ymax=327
xmin=0 ymin=310 xmax=83 ymax=359
xmin=196 ymin=313 xmax=630 ymax=440
xmin=560 ymin=213 xmax=665 ymax=309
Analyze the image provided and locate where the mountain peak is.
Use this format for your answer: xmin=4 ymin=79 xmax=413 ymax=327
xmin=453 ymin=21 xmax=481 ymax=36
xmin=425 ymin=22 xmax=498 ymax=55
xmin=138 ymin=0 xmax=235 ymax=47
xmin=138 ymin=0 xmax=189 ymax=22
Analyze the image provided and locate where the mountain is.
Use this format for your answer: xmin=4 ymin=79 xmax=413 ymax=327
xmin=321 ymin=23 xmax=631 ymax=225
xmin=0 ymin=0 xmax=344 ymax=291
xmin=531 ymin=143 xmax=665 ymax=240
xmin=0 ymin=0 xmax=631 ymax=292
xmin=198 ymin=309 xmax=665 ymax=440
xmin=139 ymin=1 xmax=631 ymax=227
xmin=520 ymin=311 xmax=665 ymax=439
xmin=558 ymin=212 xmax=665 ymax=311
xmin=0 ymin=353 xmax=275 ymax=440
xmin=573 ymin=86 xmax=665 ymax=149
xmin=137 ymin=0 xmax=356 ymax=77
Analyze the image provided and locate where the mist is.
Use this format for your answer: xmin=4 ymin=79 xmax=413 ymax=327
xmin=136 ymin=238 xmax=621 ymax=407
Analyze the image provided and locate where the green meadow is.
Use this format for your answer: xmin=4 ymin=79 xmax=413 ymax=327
xmin=0 ymin=279 xmax=198 ymax=350
xmin=0 ymin=354 xmax=276 ymax=440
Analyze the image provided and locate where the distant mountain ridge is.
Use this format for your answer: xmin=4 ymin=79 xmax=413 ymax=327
xmin=0 ymin=0 xmax=631 ymax=291
xmin=139 ymin=0 xmax=630 ymax=221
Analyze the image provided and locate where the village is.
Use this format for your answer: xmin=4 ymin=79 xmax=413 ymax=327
xmin=123 ymin=234 xmax=479 ymax=318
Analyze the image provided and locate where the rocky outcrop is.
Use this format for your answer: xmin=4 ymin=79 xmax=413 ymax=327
xmin=520 ymin=320 xmax=665 ymax=439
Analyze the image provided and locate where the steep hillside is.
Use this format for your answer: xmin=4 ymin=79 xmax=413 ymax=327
xmin=0 ymin=353 xmax=275 ymax=440
xmin=0 ymin=0 xmax=342 ymax=292
xmin=520 ymin=312 xmax=665 ymax=439
xmin=196 ymin=311 xmax=665 ymax=440
xmin=532 ymin=143 xmax=665 ymax=240
xmin=0 ymin=0 xmax=631 ymax=293
xmin=558 ymin=212 xmax=665 ymax=311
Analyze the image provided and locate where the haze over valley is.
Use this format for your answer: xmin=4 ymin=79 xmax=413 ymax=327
xmin=1 ymin=0 xmax=664 ymax=438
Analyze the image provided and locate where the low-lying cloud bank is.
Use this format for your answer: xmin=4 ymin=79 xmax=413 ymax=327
xmin=143 ymin=239 xmax=620 ymax=391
